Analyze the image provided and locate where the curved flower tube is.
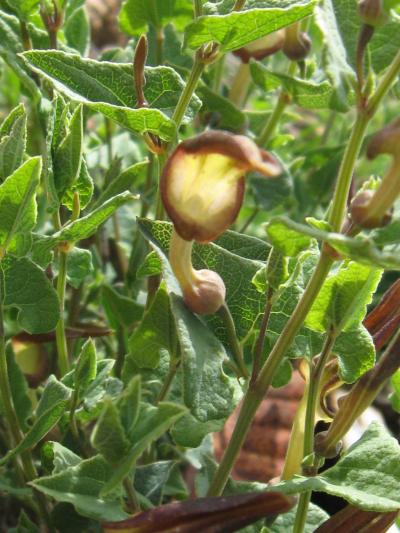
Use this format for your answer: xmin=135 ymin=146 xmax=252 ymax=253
xmin=161 ymin=130 xmax=281 ymax=314
xmin=233 ymin=31 xmax=286 ymax=63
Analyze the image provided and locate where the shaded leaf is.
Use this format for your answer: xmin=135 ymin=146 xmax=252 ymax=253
xmin=91 ymin=399 xmax=130 ymax=464
xmin=2 ymin=256 xmax=60 ymax=334
xmin=101 ymin=402 xmax=186 ymax=496
xmin=127 ymin=283 xmax=174 ymax=369
xmin=0 ymin=376 xmax=71 ymax=466
xmin=0 ymin=103 xmax=26 ymax=181
xmin=31 ymin=455 xmax=128 ymax=521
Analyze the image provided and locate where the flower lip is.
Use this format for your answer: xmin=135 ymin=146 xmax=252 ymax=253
xmin=161 ymin=130 xmax=281 ymax=243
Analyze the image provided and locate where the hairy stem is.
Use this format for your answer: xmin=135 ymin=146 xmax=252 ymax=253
xmin=194 ymin=0 xmax=203 ymax=18
xmin=55 ymin=250 xmax=70 ymax=376
xmin=207 ymin=251 xmax=333 ymax=497
xmin=327 ymin=112 xmax=369 ymax=231
xmin=257 ymin=62 xmax=297 ymax=147
xmin=292 ymin=332 xmax=337 ymax=533
xmin=171 ymin=58 xmax=204 ymax=131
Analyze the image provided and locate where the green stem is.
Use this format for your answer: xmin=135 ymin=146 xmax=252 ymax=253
xmin=251 ymin=287 xmax=273 ymax=382
xmin=207 ymin=387 xmax=262 ymax=496
xmin=207 ymin=252 xmax=333 ymax=497
xmin=292 ymin=331 xmax=337 ymax=533
xmin=293 ymin=493 xmax=312 ymax=533
xmin=218 ymin=304 xmax=248 ymax=379
xmin=229 ymin=63 xmax=251 ymax=108
xmin=212 ymin=56 xmax=225 ymax=93
xmin=19 ymin=21 xmax=32 ymax=50
xmin=327 ymin=112 xmax=369 ymax=232
xmin=257 ymin=91 xmax=290 ymax=148
xmin=257 ymin=61 xmax=297 ymax=147
xmin=194 ymin=0 xmax=203 ymax=18
xmin=367 ymin=49 xmax=400 ymax=116
xmin=233 ymin=0 xmax=246 ymax=10
xmin=156 ymin=357 xmax=180 ymax=403
xmin=123 ymin=477 xmax=140 ymax=513
xmin=55 ymin=250 xmax=70 ymax=376
xmin=171 ymin=58 xmax=204 ymax=131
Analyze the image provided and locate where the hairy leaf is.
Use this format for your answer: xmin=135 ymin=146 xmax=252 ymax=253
xmin=184 ymin=0 xmax=316 ymax=52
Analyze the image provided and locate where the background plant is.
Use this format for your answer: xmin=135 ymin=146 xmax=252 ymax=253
xmin=0 ymin=0 xmax=399 ymax=531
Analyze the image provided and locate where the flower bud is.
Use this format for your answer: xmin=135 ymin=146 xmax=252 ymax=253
xmin=233 ymin=31 xmax=286 ymax=63
xmin=350 ymin=189 xmax=392 ymax=228
xmin=282 ymin=23 xmax=311 ymax=61
xmin=358 ymin=0 xmax=389 ymax=26
xmin=351 ymin=118 xmax=400 ymax=228
xmin=161 ymin=130 xmax=281 ymax=243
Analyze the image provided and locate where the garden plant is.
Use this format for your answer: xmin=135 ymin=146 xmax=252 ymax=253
xmin=0 ymin=0 xmax=400 ymax=531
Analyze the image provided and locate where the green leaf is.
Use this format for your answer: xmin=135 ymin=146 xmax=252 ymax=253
xmin=390 ymin=370 xmax=400 ymax=413
xmin=33 ymin=192 xmax=136 ymax=257
xmin=266 ymin=218 xmax=312 ymax=257
xmin=2 ymin=256 xmax=60 ymax=334
xmin=171 ymin=414 xmax=224 ymax=448
xmin=0 ymin=103 xmax=26 ymax=181
xmin=127 ymin=283 xmax=174 ymax=369
xmin=196 ymin=84 xmax=246 ymax=131
xmin=266 ymin=216 xmax=400 ymax=270
xmin=101 ymin=284 xmax=143 ymax=329
xmin=62 ymin=158 xmax=94 ymax=212
xmin=101 ymin=402 xmax=187 ymax=496
xmin=0 ymin=12 xmax=42 ymax=101
xmin=306 ymin=261 xmax=382 ymax=332
xmin=53 ymin=104 xmax=83 ymax=200
xmin=41 ymin=441 xmax=81 ymax=474
xmin=64 ymin=247 xmax=93 ymax=289
xmin=330 ymin=0 xmax=400 ymax=73
xmin=74 ymin=338 xmax=97 ymax=391
xmin=22 ymin=51 xmax=201 ymax=138
xmin=251 ymin=62 xmax=334 ymax=109
xmin=266 ymin=249 xmax=320 ymax=360
xmin=334 ymin=326 xmax=375 ymax=383
xmin=91 ymin=399 xmax=131 ymax=464
xmin=2 ymin=342 xmax=32 ymax=432
xmin=120 ymin=0 xmax=193 ymax=36
xmin=0 ymin=376 xmax=71 ymax=466
xmin=118 ymin=375 xmax=141 ymax=439
xmin=94 ymin=160 xmax=148 ymax=208
xmin=31 ymin=455 xmax=128 ymax=521
xmin=249 ymin=164 xmax=294 ymax=213
xmin=6 ymin=0 xmax=39 ymax=20
xmin=184 ymin=0 xmax=316 ymax=52
xmin=138 ymin=219 xmax=242 ymax=423
xmin=274 ymin=423 xmax=400 ymax=512
xmin=134 ymin=461 xmax=175 ymax=506
xmin=0 ymin=157 xmax=41 ymax=254
xmin=64 ymin=6 xmax=90 ymax=56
